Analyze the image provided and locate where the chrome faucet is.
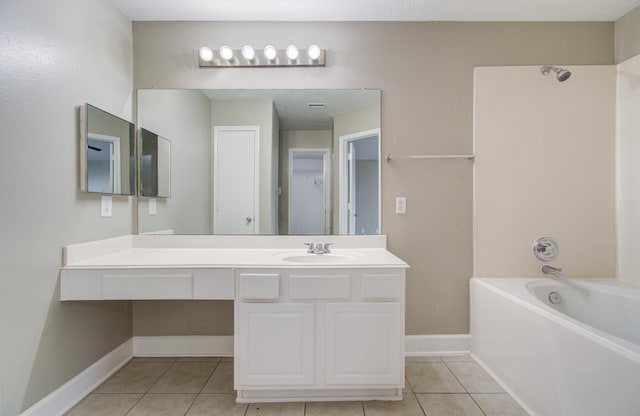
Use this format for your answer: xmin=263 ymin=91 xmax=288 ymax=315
xmin=304 ymin=242 xmax=333 ymax=254
xmin=541 ymin=264 xmax=564 ymax=278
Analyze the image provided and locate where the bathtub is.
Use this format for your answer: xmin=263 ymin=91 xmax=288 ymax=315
xmin=470 ymin=277 xmax=640 ymax=416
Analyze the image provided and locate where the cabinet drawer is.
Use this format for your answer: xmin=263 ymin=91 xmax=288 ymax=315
xmin=193 ymin=269 xmax=234 ymax=299
xmin=361 ymin=274 xmax=403 ymax=299
xmin=289 ymin=275 xmax=351 ymax=299
xmin=102 ymin=273 xmax=192 ymax=299
xmin=238 ymin=273 xmax=280 ymax=299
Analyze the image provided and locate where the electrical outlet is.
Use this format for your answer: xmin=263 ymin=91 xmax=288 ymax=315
xmin=149 ymin=198 xmax=157 ymax=215
xmin=100 ymin=196 xmax=112 ymax=217
xmin=395 ymin=197 xmax=407 ymax=214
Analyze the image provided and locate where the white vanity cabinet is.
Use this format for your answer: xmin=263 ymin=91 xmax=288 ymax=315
xmin=234 ymin=268 xmax=405 ymax=402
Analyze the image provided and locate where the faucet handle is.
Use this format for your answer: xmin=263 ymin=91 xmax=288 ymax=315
xmin=323 ymin=243 xmax=334 ymax=253
xmin=303 ymin=243 xmax=314 ymax=253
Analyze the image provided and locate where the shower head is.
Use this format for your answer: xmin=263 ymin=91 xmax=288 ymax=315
xmin=541 ymin=65 xmax=571 ymax=82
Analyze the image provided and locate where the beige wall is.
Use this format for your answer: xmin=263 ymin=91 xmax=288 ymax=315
xmin=615 ymin=5 xmax=640 ymax=63
xmin=132 ymin=21 xmax=613 ymax=335
xmin=616 ymin=54 xmax=640 ymax=285
xmin=138 ymin=89 xmax=212 ymax=234
xmin=473 ymin=66 xmax=616 ymax=278
xmin=0 ymin=0 xmax=134 ymax=414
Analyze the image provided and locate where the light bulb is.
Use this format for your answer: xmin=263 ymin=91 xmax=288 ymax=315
xmin=264 ymin=45 xmax=277 ymax=61
xmin=198 ymin=46 xmax=214 ymax=62
xmin=219 ymin=45 xmax=233 ymax=61
xmin=286 ymin=44 xmax=299 ymax=61
xmin=241 ymin=45 xmax=255 ymax=61
xmin=307 ymin=44 xmax=321 ymax=61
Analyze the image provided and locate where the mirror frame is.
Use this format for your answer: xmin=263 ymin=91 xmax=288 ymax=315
xmin=79 ymin=103 xmax=136 ymax=195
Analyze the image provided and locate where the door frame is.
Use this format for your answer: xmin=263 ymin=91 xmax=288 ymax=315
xmin=338 ymin=128 xmax=381 ymax=235
xmin=288 ymin=148 xmax=331 ymax=235
xmin=87 ymin=133 xmax=121 ymax=194
xmin=212 ymin=125 xmax=260 ymax=234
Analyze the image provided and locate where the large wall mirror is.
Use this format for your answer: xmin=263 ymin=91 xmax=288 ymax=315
xmin=137 ymin=89 xmax=380 ymax=235
xmin=80 ymin=104 xmax=135 ymax=195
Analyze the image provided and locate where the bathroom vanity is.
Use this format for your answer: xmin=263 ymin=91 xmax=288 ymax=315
xmin=60 ymin=235 xmax=408 ymax=402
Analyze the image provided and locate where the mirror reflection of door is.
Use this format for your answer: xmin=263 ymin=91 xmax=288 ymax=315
xmin=289 ymin=149 xmax=330 ymax=235
xmin=340 ymin=130 xmax=380 ymax=235
xmin=213 ymin=126 xmax=259 ymax=234
xmin=86 ymin=134 xmax=121 ymax=194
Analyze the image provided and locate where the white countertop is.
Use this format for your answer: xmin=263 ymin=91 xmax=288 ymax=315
xmin=62 ymin=235 xmax=409 ymax=269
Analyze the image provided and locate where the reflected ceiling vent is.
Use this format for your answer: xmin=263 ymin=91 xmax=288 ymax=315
xmin=307 ymin=103 xmax=327 ymax=109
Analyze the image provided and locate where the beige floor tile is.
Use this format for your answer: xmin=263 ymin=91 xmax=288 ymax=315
xmin=65 ymin=393 xmax=141 ymax=416
xmin=404 ymin=377 xmax=414 ymax=393
xmin=305 ymin=401 xmax=364 ymax=416
xmin=445 ymin=362 xmax=504 ymax=393
xmin=471 ymin=393 xmax=530 ymax=416
xmin=200 ymin=361 xmax=234 ymax=393
xmin=127 ymin=393 xmax=196 ymax=416
xmin=405 ymin=356 xmax=443 ymax=363
xmin=185 ymin=394 xmax=248 ymax=416
xmin=245 ymin=402 xmax=305 ymax=415
xmin=177 ymin=356 xmax=223 ymax=363
xmin=405 ymin=362 xmax=465 ymax=393
xmin=130 ymin=357 xmax=177 ymax=363
xmin=363 ymin=394 xmax=425 ymax=416
xmin=95 ymin=362 xmax=172 ymax=393
xmin=149 ymin=362 xmax=218 ymax=393
xmin=416 ymin=394 xmax=484 ymax=416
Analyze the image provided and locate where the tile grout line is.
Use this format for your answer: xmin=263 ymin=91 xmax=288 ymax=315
xmin=442 ymin=359 xmax=489 ymax=416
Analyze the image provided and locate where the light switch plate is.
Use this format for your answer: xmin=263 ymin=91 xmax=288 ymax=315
xmin=100 ymin=196 xmax=113 ymax=217
xmin=149 ymin=198 xmax=157 ymax=215
xmin=395 ymin=197 xmax=407 ymax=214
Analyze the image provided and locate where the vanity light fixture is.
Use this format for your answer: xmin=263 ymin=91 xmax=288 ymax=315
xmin=286 ymin=44 xmax=299 ymax=61
xmin=307 ymin=44 xmax=321 ymax=61
xmin=241 ymin=45 xmax=256 ymax=61
xmin=264 ymin=45 xmax=278 ymax=61
xmin=198 ymin=46 xmax=214 ymax=62
xmin=219 ymin=45 xmax=234 ymax=61
xmin=198 ymin=44 xmax=325 ymax=67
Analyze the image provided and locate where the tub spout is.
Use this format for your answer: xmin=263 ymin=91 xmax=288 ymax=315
xmin=541 ymin=264 xmax=564 ymax=278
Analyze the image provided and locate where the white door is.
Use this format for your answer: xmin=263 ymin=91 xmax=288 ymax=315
xmin=325 ymin=302 xmax=402 ymax=385
xmin=236 ymin=302 xmax=315 ymax=386
xmin=213 ymin=126 xmax=259 ymax=234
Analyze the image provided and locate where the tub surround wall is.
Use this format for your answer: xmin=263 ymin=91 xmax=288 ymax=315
xmin=0 ymin=0 xmax=134 ymax=415
xmin=473 ymin=66 xmax=616 ymax=278
xmin=616 ymin=53 xmax=640 ymax=286
xmin=132 ymin=21 xmax=613 ymax=337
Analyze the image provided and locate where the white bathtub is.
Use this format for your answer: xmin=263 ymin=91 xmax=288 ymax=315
xmin=470 ymin=277 xmax=640 ymax=416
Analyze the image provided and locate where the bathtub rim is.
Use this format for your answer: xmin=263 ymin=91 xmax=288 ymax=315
xmin=471 ymin=277 xmax=640 ymax=364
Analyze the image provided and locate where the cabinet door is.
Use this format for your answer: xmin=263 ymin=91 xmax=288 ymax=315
xmin=325 ymin=302 xmax=403 ymax=385
xmin=237 ymin=302 xmax=314 ymax=386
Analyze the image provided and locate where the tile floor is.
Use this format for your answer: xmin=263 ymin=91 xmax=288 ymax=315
xmin=65 ymin=355 xmax=529 ymax=416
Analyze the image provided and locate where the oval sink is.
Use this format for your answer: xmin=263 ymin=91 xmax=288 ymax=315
xmin=273 ymin=251 xmax=360 ymax=264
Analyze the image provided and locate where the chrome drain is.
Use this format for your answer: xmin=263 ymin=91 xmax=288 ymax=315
xmin=548 ymin=291 xmax=562 ymax=305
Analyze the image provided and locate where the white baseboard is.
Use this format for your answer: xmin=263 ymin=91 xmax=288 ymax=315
xmin=131 ymin=335 xmax=470 ymax=358
xmin=405 ymin=334 xmax=471 ymax=356
xmin=133 ymin=335 xmax=234 ymax=357
xmin=20 ymin=339 xmax=133 ymax=416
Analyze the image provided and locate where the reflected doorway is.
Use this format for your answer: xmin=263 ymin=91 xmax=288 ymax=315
xmin=339 ymin=129 xmax=380 ymax=235
xmin=288 ymin=149 xmax=331 ymax=235
xmin=87 ymin=134 xmax=121 ymax=194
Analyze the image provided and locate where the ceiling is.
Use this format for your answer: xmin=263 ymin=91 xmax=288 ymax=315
xmin=201 ymin=89 xmax=380 ymax=130
xmin=111 ymin=0 xmax=640 ymax=22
